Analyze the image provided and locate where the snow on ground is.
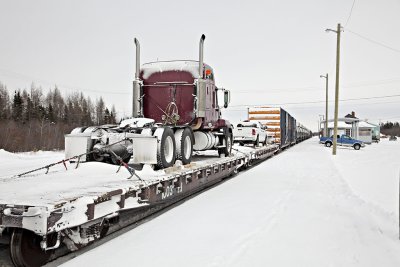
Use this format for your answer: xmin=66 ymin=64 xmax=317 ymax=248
xmin=333 ymin=139 xmax=400 ymax=217
xmin=0 ymin=149 xmax=65 ymax=178
xmin=59 ymin=137 xmax=400 ymax=267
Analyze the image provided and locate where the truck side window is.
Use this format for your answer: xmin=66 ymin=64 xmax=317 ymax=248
xmin=212 ymin=91 xmax=215 ymax=108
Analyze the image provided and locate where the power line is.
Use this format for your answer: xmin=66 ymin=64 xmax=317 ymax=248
xmin=345 ymin=28 xmax=400 ymax=54
xmin=228 ymin=93 xmax=400 ymax=108
xmin=345 ymin=0 xmax=356 ymax=27
xmin=235 ymin=78 xmax=400 ymax=94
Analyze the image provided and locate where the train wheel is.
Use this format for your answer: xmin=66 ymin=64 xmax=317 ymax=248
xmin=154 ymin=127 xmax=176 ymax=169
xmin=10 ymin=229 xmax=53 ymax=267
xmin=174 ymin=128 xmax=193 ymax=165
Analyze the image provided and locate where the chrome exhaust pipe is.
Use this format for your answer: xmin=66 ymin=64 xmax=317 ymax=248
xmin=133 ymin=38 xmax=141 ymax=117
xmin=134 ymin=38 xmax=140 ymax=79
xmin=199 ymin=34 xmax=205 ymax=78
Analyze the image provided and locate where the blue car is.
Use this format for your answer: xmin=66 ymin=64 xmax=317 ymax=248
xmin=320 ymin=134 xmax=365 ymax=150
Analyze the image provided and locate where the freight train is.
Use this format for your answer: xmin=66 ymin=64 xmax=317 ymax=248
xmin=0 ymin=35 xmax=312 ymax=267
xmin=248 ymin=107 xmax=312 ymax=147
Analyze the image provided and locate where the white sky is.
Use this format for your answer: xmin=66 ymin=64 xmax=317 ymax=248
xmin=1 ymin=0 xmax=399 ymax=131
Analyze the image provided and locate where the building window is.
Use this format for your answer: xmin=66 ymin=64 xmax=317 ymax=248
xmin=346 ymin=129 xmax=351 ymax=136
xmin=359 ymin=129 xmax=371 ymax=136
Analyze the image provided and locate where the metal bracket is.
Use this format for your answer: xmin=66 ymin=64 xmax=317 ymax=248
xmin=53 ymin=206 xmax=76 ymax=214
xmin=40 ymin=232 xmax=61 ymax=251
xmin=3 ymin=207 xmax=42 ymax=218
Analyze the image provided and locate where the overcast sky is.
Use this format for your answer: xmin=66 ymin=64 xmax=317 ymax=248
xmin=1 ymin=0 xmax=399 ymax=131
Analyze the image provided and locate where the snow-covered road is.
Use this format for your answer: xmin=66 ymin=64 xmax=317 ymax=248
xmin=57 ymin=137 xmax=400 ymax=267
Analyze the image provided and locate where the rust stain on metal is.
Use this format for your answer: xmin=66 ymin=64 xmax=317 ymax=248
xmin=86 ymin=204 xmax=95 ymax=220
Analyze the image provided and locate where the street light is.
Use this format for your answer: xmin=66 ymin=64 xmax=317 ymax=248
xmin=320 ymin=74 xmax=328 ymax=137
xmin=326 ymin=23 xmax=343 ymax=156
xmin=318 ymin=114 xmax=325 ymax=136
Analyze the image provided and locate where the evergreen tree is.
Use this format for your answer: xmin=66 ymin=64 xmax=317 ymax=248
xmin=12 ymin=91 xmax=23 ymax=121
xmin=104 ymin=108 xmax=111 ymax=124
xmin=0 ymin=82 xmax=10 ymax=120
xmin=95 ymin=97 xmax=105 ymax=125
xmin=110 ymin=105 xmax=117 ymax=124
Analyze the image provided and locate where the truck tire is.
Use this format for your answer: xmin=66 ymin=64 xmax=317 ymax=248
xmin=218 ymin=133 xmax=232 ymax=157
xmin=354 ymin=143 xmax=361 ymax=150
xmin=325 ymin=141 xmax=332 ymax=147
xmin=154 ymin=127 xmax=176 ymax=169
xmin=174 ymin=128 xmax=193 ymax=165
xmin=263 ymin=137 xmax=268 ymax=146
xmin=254 ymin=136 xmax=259 ymax=147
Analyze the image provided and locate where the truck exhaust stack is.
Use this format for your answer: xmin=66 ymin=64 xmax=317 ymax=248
xmin=132 ymin=38 xmax=141 ymax=117
xmin=199 ymin=34 xmax=205 ymax=77
xmin=134 ymin=38 xmax=140 ymax=79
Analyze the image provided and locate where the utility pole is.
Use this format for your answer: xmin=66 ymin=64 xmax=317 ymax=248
xmin=320 ymin=73 xmax=329 ymax=137
xmin=326 ymin=23 xmax=342 ymax=156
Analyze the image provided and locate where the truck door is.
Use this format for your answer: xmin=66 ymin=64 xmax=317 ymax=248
xmin=336 ymin=135 xmax=342 ymax=145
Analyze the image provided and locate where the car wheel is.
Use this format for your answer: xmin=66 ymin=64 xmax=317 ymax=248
xmin=354 ymin=144 xmax=361 ymax=150
xmin=254 ymin=136 xmax=259 ymax=147
xmin=325 ymin=142 xmax=332 ymax=147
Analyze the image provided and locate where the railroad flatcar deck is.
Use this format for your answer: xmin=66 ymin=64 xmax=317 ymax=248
xmin=0 ymin=144 xmax=278 ymax=266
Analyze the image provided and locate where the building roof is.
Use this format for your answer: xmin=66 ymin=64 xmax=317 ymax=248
xmin=321 ymin=119 xmax=377 ymax=129
xmin=358 ymin=121 xmax=378 ymax=128
xmin=321 ymin=121 xmax=352 ymax=129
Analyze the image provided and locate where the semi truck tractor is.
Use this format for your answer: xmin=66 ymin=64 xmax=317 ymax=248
xmin=65 ymin=35 xmax=233 ymax=169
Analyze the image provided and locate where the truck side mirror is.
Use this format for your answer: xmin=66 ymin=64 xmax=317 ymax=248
xmin=224 ymin=90 xmax=230 ymax=108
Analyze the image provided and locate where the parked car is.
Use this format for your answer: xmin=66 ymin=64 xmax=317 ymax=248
xmin=389 ymin=135 xmax=397 ymax=141
xmin=233 ymin=120 xmax=268 ymax=147
xmin=319 ymin=134 xmax=365 ymax=150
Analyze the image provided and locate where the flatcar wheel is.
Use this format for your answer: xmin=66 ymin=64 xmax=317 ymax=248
xmin=10 ymin=229 xmax=52 ymax=267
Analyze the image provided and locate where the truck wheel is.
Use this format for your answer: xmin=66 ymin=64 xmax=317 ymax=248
xmin=254 ymin=136 xmax=259 ymax=147
xmin=154 ymin=127 xmax=176 ymax=169
xmin=91 ymin=142 xmax=105 ymax=162
xmin=225 ymin=134 xmax=233 ymax=156
xmin=354 ymin=144 xmax=361 ymax=150
xmin=219 ymin=134 xmax=232 ymax=157
xmin=263 ymin=137 xmax=268 ymax=146
xmin=325 ymin=142 xmax=332 ymax=147
xmin=174 ymin=128 xmax=193 ymax=165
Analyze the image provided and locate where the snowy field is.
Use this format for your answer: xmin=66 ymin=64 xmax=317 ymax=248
xmin=50 ymin=137 xmax=400 ymax=267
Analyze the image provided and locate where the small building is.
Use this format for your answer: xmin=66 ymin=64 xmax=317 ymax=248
xmin=365 ymin=122 xmax=380 ymax=142
xmin=320 ymin=117 xmax=379 ymax=144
